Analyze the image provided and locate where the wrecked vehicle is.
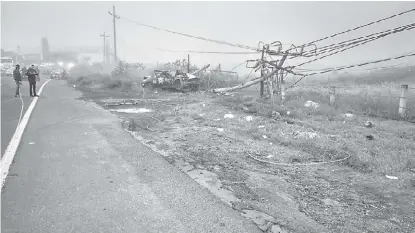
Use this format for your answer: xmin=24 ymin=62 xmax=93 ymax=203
xmin=141 ymin=64 xmax=210 ymax=92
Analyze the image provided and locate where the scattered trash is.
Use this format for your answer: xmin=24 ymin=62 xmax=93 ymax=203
xmin=287 ymin=111 xmax=291 ymax=116
xmin=242 ymin=209 xmax=278 ymax=232
xmin=29 ymin=142 xmax=35 ymax=145
xmin=323 ymin=198 xmax=341 ymax=207
xmin=245 ymin=116 xmax=253 ymax=122
xmin=294 ymin=131 xmax=318 ymax=139
xmin=154 ymin=91 xmax=158 ymax=94
xmin=217 ymin=128 xmax=224 ymax=132
xmin=199 ymin=114 xmax=205 ymax=117
xmin=304 ymin=100 xmax=319 ymax=108
xmin=215 ymin=118 xmax=221 ymax=121
xmin=262 ymin=135 xmax=268 ymax=139
xmin=269 ymin=142 xmax=273 ymax=145
xmin=202 ymin=103 xmax=206 ymax=107
xmin=258 ymin=125 xmax=265 ymax=128
xmin=73 ymin=85 xmax=76 ymax=88
xmin=224 ymin=114 xmax=235 ymax=119
xmin=366 ymin=134 xmax=374 ymax=140
xmin=271 ymin=111 xmax=281 ymax=119
xmin=343 ymin=113 xmax=354 ymax=117
xmin=365 ymin=121 xmax=374 ymax=128
xmin=266 ymin=154 xmax=274 ymax=158
xmin=224 ymin=92 xmax=231 ymax=96
xmin=112 ymin=108 xmax=153 ymax=113
xmin=385 ymin=175 xmax=398 ymax=180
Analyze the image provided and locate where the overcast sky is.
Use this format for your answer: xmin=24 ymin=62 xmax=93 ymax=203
xmin=2 ymin=1 xmax=415 ymax=72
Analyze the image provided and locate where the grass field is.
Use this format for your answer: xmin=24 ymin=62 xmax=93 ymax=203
xmin=67 ymin=72 xmax=415 ymax=233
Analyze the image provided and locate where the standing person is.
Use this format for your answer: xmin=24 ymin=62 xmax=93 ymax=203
xmin=13 ymin=64 xmax=22 ymax=97
xmin=35 ymin=65 xmax=40 ymax=82
xmin=26 ymin=64 xmax=39 ymax=97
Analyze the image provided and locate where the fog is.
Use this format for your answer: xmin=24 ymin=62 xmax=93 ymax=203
xmin=2 ymin=1 xmax=415 ymax=73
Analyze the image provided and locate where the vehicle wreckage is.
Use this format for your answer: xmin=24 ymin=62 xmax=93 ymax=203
xmin=141 ymin=64 xmax=210 ymax=91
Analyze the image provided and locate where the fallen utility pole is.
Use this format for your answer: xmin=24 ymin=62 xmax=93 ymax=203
xmin=108 ymin=5 xmax=120 ymax=62
xmin=213 ymin=68 xmax=279 ymax=93
xmin=213 ymin=41 xmax=309 ymax=98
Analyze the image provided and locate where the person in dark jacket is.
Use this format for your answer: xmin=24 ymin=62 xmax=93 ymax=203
xmin=26 ymin=64 xmax=39 ymax=97
xmin=13 ymin=64 xmax=22 ymax=97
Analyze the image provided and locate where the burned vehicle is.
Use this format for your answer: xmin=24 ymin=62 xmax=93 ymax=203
xmin=141 ymin=64 xmax=210 ymax=92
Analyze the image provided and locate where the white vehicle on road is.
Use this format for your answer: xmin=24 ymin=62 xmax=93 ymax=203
xmin=5 ymin=67 xmax=14 ymax=76
xmin=1 ymin=57 xmax=14 ymax=75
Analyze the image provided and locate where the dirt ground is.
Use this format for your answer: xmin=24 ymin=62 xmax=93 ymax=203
xmin=74 ymin=84 xmax=415 ymax=233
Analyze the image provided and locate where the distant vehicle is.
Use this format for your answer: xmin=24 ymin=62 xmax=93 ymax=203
xmin=50 ymin=68 xmax=66 ymax=79
xmin=5 ymin=67 xmax=14 ymax=76
xmin=1 ymin=57 xmax=14 ymax=74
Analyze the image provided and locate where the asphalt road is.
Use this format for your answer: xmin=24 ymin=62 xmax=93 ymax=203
xmin=1 ymin=80 xmax=260 ymax=233
xmin=1 ymin=75 xmax=46 ymax=157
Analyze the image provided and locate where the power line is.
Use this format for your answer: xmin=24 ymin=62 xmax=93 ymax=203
xmin=293 ymin=24 xmax=415 ymax=67
xmin=302 ymin=23 xmax=415 ymax=57
xmin=119 ymin=16 xmax=258 ymax=51
xmin=303 ymin=8 xmax=415 ymax=46
xmin=287 ymin=51 xmax=415 ymax=88
xmin=156 ymin=48 xmax=260 ymax=55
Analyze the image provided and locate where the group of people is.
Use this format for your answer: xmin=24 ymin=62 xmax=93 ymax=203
xmin=13 ymin=64 xmax=40 ymax=97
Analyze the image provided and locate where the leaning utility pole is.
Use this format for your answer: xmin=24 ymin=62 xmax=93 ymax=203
xmin=100 ymin=32 xmax=109 ymax=63
xmin=108 ymin=5 xmax=120 ymax=62
xmin=187 ymin=54 xmax=190 ymax=73
xmin=259 ymin=46 xmax=266 ymax=97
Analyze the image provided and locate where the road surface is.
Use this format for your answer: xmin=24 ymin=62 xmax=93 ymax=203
xmin=1 ymin=79 xmax=260 ymax=233
xmin=1 ymin=76 xmax=46 ymax=157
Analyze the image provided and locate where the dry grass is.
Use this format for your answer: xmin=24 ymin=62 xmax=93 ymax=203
xmin=68 ymin=73 xmax=415 ymax=233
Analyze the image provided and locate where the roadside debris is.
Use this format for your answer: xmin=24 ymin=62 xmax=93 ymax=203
xmin=343 ymin=113 xmax=354 ymax=117
xmin=366 ymin=134 xmax=374 ymax=140
xmin=241 ymin=209 xmax=280 ymax=232
xmin=262 ymin=135 xmax=268 ymax=139
xmin=304 ymin=100 xmax=319 ymax=108
xmin=385 ymin=175 xmax=398 ymax=180
xmin=365 ymin=121 xmax=374 ymax=128
xmin=294 ymin=131 xmax=318 ymax=139
xmin=245 ymin=116 xmax=253 ymax=122
xmin=112 ymin=108 xmax=153 ymax=114
xmin=271 ymin=111 xmax=281 ymax=119
xmin=29 ymin=142 xmax=35 ymax=145
xmin=217 ymin=128 xmax=224 ymax=132
xmin=258 ymin=125 xmax=265 ymax=129
xmin=224 ymin=113 xmax=235 ymax=119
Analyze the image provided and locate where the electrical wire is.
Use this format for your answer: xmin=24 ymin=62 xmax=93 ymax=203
xmin=156 ymin=48 xmax=260 ymax=55
xmin=120 ymin=16 xmax=258 ymax=51
xmin=287 ymin=51 xmax=415 ymax=88
xmin=302 ymin=23 xmax=415 ymax=57
xmin=303 ymin=8 xmax=415 ymax=46
xmin=293 ymin=24 xmax=415 ymax=67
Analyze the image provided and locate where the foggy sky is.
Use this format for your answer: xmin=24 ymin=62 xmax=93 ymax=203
xmin=2 ymin=1 xmax=415 ymax=72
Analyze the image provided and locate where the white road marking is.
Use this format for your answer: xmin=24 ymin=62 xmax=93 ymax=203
xmin=1 ymin=79 xmax=52 ymax=190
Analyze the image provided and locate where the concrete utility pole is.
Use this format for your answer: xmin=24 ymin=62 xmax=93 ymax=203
xmin=100 ymin=32 xmax=109 ymax=63
xmin=259 ymin=46 xmax=266 ymax=97
xmin=187 ymin=54 xmax=190 ymax=72
xmin=108 ymin=5 xmax=120 ymax=62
